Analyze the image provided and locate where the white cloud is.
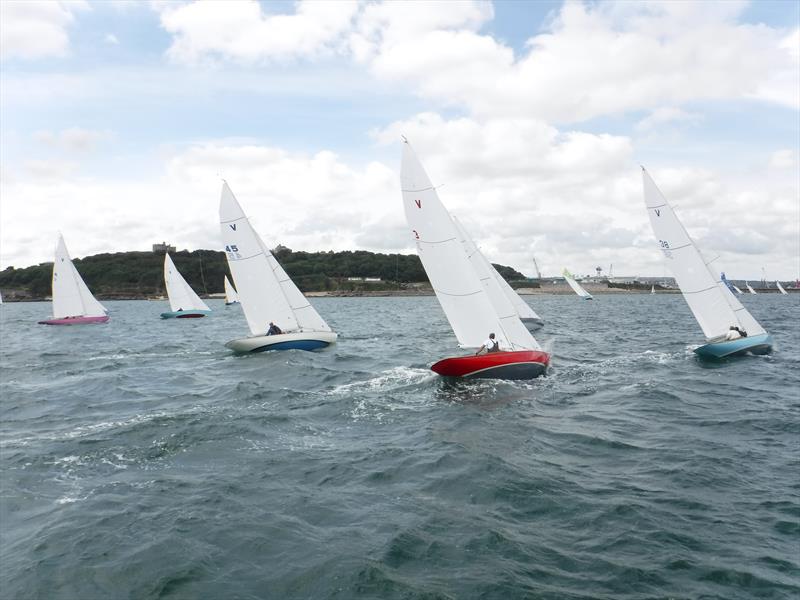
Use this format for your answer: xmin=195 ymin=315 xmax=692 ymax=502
xmin=769 ymin=149 xmax=798 ymax=170
xmin=0 ymin=0 xmax=88 ymax=61
xmin=34 ymin=127 xmax=112 ymax=153
xmin=104 ymin=33 xmax=119 ymax=45
xmin=635 ymin=107 xmax=702 ymax=132
xmin=158 ymin=0 xmax=360 ymax=65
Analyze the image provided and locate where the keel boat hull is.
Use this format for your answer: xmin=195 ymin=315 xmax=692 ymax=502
xmin=225 ymin=331 xmax=338 ymax=353
xmin=38 ymin=315 xmax=109 ymax=325
xmin=432 ymin=350 xmax=550 ymax=380
xmin=695 ymin=333 xmax=773 ymax=358
xmin=160 ymin=310 xmax=211 ymax=319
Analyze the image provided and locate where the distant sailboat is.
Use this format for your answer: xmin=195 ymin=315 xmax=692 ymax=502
xmin=220 ymin=182 xmax=337 ymax=352
xmin=732 ymin=285 xmax=743 ymax=294
xmin=641 ymin=167 xmax=771 ymax=358
xmin=224 ymin=275 xmax=240 ymax=305
xmin=746 ymin=282 xmax=757 ymax=295
xmin=38 ymin=234 xmax=109 ymax=325
xmin=452 ymin=216 xmax=544 ymax=330
xmin=650 ymin=285 xmax=655 ymax=294
xmin=776 ymin=281 xmax=788 ymax=295
xmin=563 ymin=268 xmax=593 ymax=299
xmin=160 ymin=253 xmax=211 ymax=319
xmin=401 ymin=139 xmax=548 ymax=379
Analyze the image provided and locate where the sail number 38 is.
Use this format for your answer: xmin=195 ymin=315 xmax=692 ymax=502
xmin=659 ymin=240 xmax=673 ymax=259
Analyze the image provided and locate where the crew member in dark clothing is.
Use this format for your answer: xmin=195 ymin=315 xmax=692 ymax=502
xmin=267 ymin=322 xmax=283 ymax=336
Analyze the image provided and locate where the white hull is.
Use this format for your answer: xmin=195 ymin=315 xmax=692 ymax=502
xmin=225 ymin=330 xmax=338 ymax=353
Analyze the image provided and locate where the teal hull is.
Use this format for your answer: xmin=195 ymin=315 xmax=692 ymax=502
xmin=695 ymin=333 xmax=773 ymax=358
xmin=160 ymin=310 xmax=211 ymax=319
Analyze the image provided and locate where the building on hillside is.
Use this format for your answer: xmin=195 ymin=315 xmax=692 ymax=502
xmin=152 ymin=242 xmax=176 ymax=254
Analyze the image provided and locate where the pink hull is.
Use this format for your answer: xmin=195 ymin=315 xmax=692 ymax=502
xmin=38 ymin=315 xmax=109 ymax=325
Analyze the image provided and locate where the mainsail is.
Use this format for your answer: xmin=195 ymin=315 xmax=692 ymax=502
xmin=164 ymin=253 xmax=210 ymax=313
xmin=219 ymin=182 xmax=332 ymax=336
xmin=562 ymin=268 xmax=593 ymax=299
xmin=52 ymin=234 xmax=107 ymax=319
xmin=400 ymin=140 xmax=539 ymax=351
xmin=642 ymin=167 xmax=765 ymax=340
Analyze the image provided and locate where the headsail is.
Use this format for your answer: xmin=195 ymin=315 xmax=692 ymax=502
xmin=164 ymin=253 xmax=210 ymax=313
xmin=224 ymin=275 xmax=240 ymax=304
xmin=451 ymin=216 xmax=540 ymax=349
xmin=220 ymin=182 xmax=331 ymax=336
xmin=52 ymin=235 xmax=107 ymax=319
xmin=401 ymin=140 xmax=538 ymax=350
xmin=562 ymin=268 xmax=593 ymax=299
xmin=641 ymin=167 xmax=765 ymax=339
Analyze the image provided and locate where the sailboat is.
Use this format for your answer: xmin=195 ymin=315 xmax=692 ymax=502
xmin=650 ymin=285 xmax=655 ymax=294
xmin=641 ymin=167 xmax=772 ymax=358
xmin=776 ymin=281 xmax=788 ymax=295
xmin=224 ymin=275 xmax=240 ymax=305
xmin=563 ymin=268 xmax=593 ymax=299
xmin=401 ymin=139 xmax=549 ymax=379
xmin=452 ymin=216 xmax=544 ymax=330
xmin=746 ymin=282 xmax=757 ymax=295
xmin=220 ymin=182 xmax=337 ymax=352
xmin=160 ymin=253 xmax=211 ymax=319
xmin=38 ymin=234 xmax=109 ymax=325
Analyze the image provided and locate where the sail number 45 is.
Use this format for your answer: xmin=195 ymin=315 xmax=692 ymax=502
xmin=225 ymin=244 xmax=242 ymax=259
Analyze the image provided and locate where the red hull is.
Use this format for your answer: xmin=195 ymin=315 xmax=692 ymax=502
xmin=431 ymin=350 xmax=550 ymax=380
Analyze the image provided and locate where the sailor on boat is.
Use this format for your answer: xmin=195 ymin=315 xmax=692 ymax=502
xmin=725 ymin=326 xmax=748 ymax=340
xmin=266 ymin=322 xmax=283 ymax=336
xmin=476 ymin=333 xmax=500 ymax=355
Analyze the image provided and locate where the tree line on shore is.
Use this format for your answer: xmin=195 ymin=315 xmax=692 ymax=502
xmin=0 ymin=247 xmax=527 ymax=300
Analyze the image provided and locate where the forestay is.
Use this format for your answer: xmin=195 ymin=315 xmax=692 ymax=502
xmin=451 ymin=216 xmax=540 ymax=350
xmin=52 ymin=234 xmax=107 ymax=319
xmin=642 ymin=167 xmax=765 ymax=340
xmin=164 ymin=253 xmax=210 ymax=313
xmin=401 ymin=140 xmax=536 ymax=350
xmin=220 ymin=182 xmax=331 ymax=336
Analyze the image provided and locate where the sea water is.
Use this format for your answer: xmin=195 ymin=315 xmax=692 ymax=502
xmin=1 ymin=294 xmax=798 ymax=599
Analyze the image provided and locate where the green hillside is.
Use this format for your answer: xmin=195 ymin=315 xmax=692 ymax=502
xmin=0 ymin=247 xmax=529 ymax=300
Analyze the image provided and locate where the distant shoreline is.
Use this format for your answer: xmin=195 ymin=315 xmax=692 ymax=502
xmin=8 ymin=287 xmax=798 ymax=302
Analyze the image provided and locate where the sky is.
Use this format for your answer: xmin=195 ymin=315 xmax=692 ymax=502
xmin=0 ymin=0 xmax=798 ymax=280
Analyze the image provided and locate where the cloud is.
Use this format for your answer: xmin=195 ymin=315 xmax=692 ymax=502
xmin=635 ymin=107 xmax=702 ymax=132
xmin=33 ymin=127 xmax=113 ymax=153
xmin=769 ymin=149 xmax=798 ymax=170
xmin=157 ymin=0 xmax=360 ymax=65
xmin=104 ymin=33 xmax=119 ymax=45
xmin=0 ymin=0 xmax=88 ymax=61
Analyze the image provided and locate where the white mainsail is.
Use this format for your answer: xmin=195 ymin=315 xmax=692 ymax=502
xmin=776 ymin=281 xmax=788 ymax=295
xmin=746 ymin=283 xmax=757 ymax=294
xmin=219 ymin=182 xmax=332 ymax=336
xmin=400 ymin=140 xmax=539 ymax=351
xmin=642 ymin=167 xmax=765 ymax=340
xmin=51 ymin=234 xmax=107 ymax=319
xmin=651 ymin=285 xmax=655 ymax=294
xmin=562 ymin=268 xmax=593 ymax=299
xmin=164 ymin=253 xmax=210 ymax=313
xmin=224 ymin=275 xmax=240 ymax=304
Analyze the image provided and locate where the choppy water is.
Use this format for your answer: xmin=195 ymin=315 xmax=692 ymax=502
xmin=1 ymin=294 xmax=799 ymax=599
